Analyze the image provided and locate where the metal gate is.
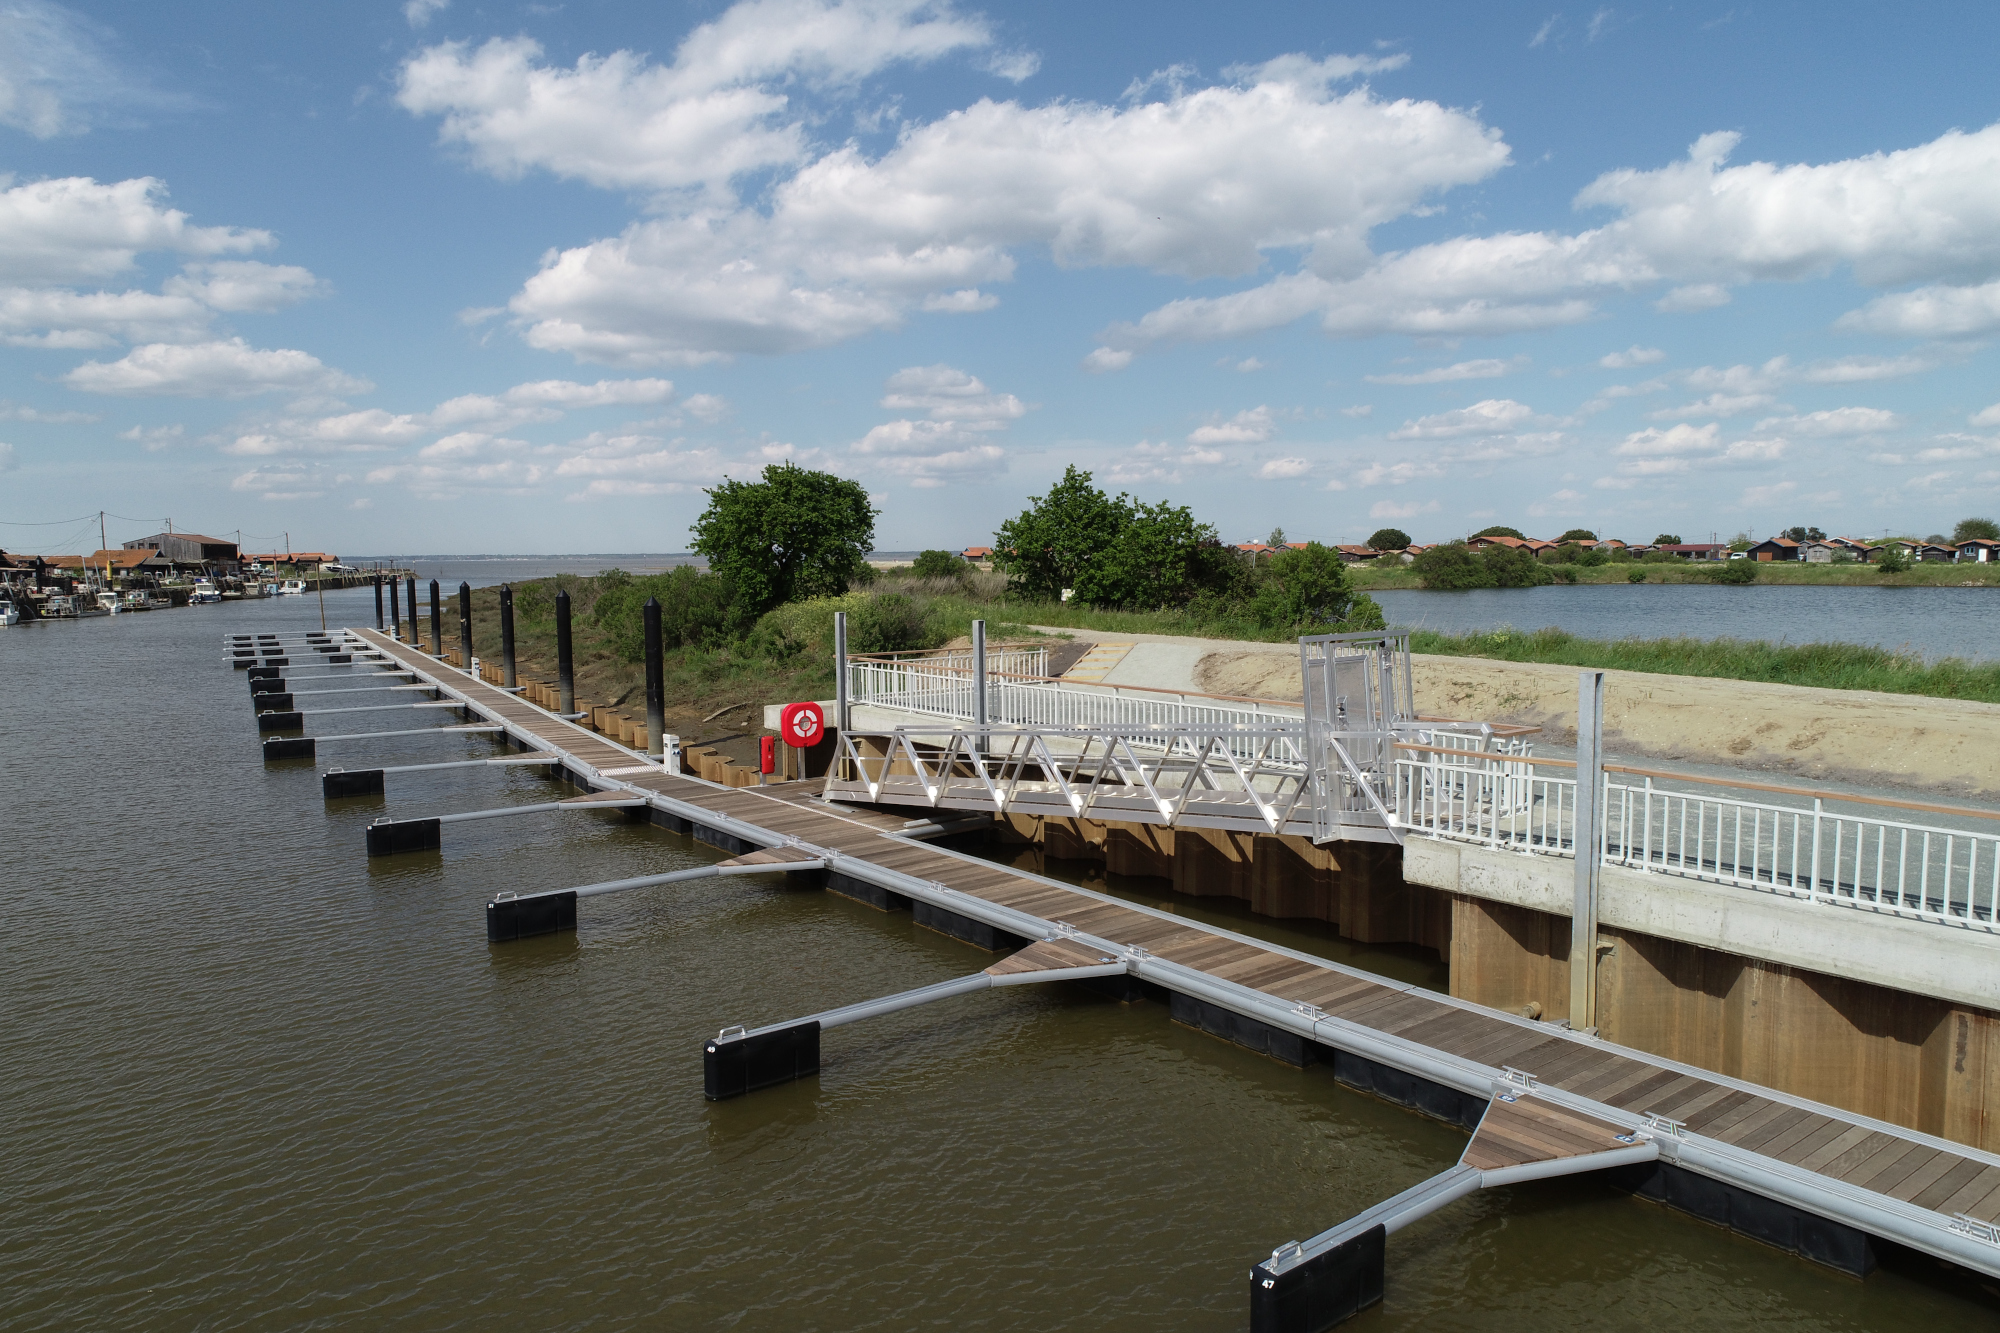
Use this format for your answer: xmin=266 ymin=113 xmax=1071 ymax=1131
xmin=1301 ymin=631 xmax=1413 ymax=843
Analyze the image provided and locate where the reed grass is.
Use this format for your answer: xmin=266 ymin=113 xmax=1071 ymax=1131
xmin=1409 ymin=626 xmax=2000 ymax=703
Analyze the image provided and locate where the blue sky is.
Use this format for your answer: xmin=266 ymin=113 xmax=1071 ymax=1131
xmin=3 ymin=0 xmax=1999 ymax=557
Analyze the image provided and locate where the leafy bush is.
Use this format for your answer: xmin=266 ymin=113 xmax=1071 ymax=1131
xmin=1483 ymin=543 xmax=1556 ymax=587
xmin=1250 ymin=542 xmax=1381 ymax=631
xmin=1876 ymin=545 xmax=1911 ymax=573
xmin=1702 ymin=559 xmax=1759 ymax=585
xmin=1410 ymin=541 xmax=1554 ymax=590
xmin=993 ymin=465 xmax=1131 ymax=601
xmin=591 ymin=566 xmax=741 ymax=661
xmin=845 ymin=591 xmax=947 ymax=653
xmin=1652 ymin=533 xmax=1683 ymax=546
xmin=1472 ymin=525 xmax=1526 ymax=539
xmin=1556 ymin=528 xmax=1597 ymax=542
xmin=1954 ymin=517 xmax=2000 ymax=543
xmin=1072 ymin=497 xmax=1235 ymax=609
xmin=1365 ymin=526 xmax=1411 ymax=551
xmin=911 ymin=549 xmax=967 ymax=580
xmin=1627 ymin=568 xmax=1647 ymax=583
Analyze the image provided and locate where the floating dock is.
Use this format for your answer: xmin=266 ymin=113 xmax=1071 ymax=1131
xmin=252 ymin=628 xmax=2000 ymax=1329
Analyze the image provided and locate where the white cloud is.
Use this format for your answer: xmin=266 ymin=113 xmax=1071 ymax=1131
xmin=683 ymin=393 xmax=731 ymax=422
xmin=921 ymin=287 xmax=999 ymax=312
xmin=1231 ymin=356 xmax=1264 ymax=372
xmin=1836 ymin=278 xmax=2000 ymax=338
xmin=1365 ymin=356 xmax=1524 ymax=385
xmin=1339 ymin=404 xmax=1372 ymax=417
xmin=1527 ymin=487 xmax=1586 ymax=517
xmin=1655 ymin=282 xmax=1730 ymax=312
xmin=1615 ymin=422 xmax=1720 ymax=457
xmin=1612 ymin=420 xmax=1785 ymax=475
xmin=0 ymin=441 xmax=14 ymax=471
xmin=1973 ymin=403 xmax=2000 ymax=428
xmin=162 ymin=261 xmax=329 ymax=312
xmin=1369 ymin=498 xmax=1439 ymax=520
xmin=0 ymin=400 xmax=95 ymax=422
xmin=0 ymin=286 xmax=209 ymax=347
xmin=398 ymin=1 xmax=993 ymax=194
xmin=441 ymin=36 xmax=1507 ymax=364
xmin=118 ymin=423 xmax=183 ymax=451
xmin=1740 ymin=479 xmax=1797 ymax=508
xmin=63 ymin=339 xmax=371 ymax=398
xmin=879 ymin=363 xmax=1023 ymax=422
xmin=0 ymin=1 xmax=191 ymax=138
xmin=852 ymin=362 xmax=1023 ymax=485
xmin=0 ymin=176 xmax=268 ymax=287
xmin=1257 ymin=456 xmax=1310 ymax=479
xmin=1105 ymin=438 xmax=1223 ymax=485
xmin=1388 ymin=398 xmax=1534 ymax=439
xmin=230 ymin=463 xmax=337 ymax=501
xmin=1113 ymin=124 xmax=2000 ymax=350
xmin=1188 ymin=405 xmax=1275 ymax=445
xmin=1598 ymin=345 xmax=1664 ymax=368
xmin=223 ymin=377 xmax=677 ymax=456
xmin=1752 ymin=407 xmax=1897 ymax=437
xmin=1797 ymin=352 xmax=1934 ymax=383
xmin=1083 ymin=347 xmax=1133 ymax=372
xmin=1353 ymin=459 xmax=1444 ymax=487
xmin=403 ymin=0 xmax=448 ymax=28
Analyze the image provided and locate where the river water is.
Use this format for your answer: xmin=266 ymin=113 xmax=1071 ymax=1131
xmin=1372 ymin=585 xmax=2000 ymax=662
xmin=7 ymin=591 xmax=1997 ymax=1330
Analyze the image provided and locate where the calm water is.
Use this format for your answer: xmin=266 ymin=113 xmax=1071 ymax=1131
xmin=6 ymin=592 xmax=1997 ymax=1330
xmin=1374 ymin=585 xmax=2000 ymax=662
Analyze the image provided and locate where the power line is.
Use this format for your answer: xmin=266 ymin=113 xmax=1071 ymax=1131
xmin=0 ymin=514 xmax=98 ymax=526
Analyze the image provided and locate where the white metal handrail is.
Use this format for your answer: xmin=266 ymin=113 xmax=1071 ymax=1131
xmin=1395 ymin=752 xmax=2000 ymax=932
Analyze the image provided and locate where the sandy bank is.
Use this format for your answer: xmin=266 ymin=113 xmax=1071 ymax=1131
xmin=1192 ymin=647 xmax=2000 ymax=798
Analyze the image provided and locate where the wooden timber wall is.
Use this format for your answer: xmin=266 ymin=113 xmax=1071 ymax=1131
xmin=995 ymin=812 xmax=2000 ymax=1153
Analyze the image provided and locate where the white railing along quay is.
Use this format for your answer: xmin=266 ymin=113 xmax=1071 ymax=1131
xmin=846 ymin=657 xmax=1304 ymax=763
xmin=1395 ymin=747 xmax=2000 ymax=933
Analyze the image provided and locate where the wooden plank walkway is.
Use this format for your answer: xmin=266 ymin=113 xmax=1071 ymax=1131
xmin=1463 ymin=1095 xmax=1634 ymax=1171
xmin=347 ymin=629 xmax=2000 ymax=1270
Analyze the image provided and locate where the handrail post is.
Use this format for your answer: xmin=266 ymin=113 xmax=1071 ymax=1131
xmin=373 ymin=574 xmax=384 ymax=630
xmin=1810 ymin=798 xmax=1823 ymax=902
xmin=388 ymin=575 xmax=401 ymax=642
xmin=644 ymin=596 xmax=665 ymax=757
xmin=834 ymin=611 xmax=850 ymax=779
xmin=499 ymin=584 xmax=517 ymax=688
xmin=1571 ymin=670 xmax=1606 ymax=1029
xmin=407 ymin=575 xmax=419 ymax=645
xmin=556 ymin=588 xmax=575 ymax=714
xmin=429 ymin=579 xmax=442 ymax=659
xmin=972 ymin=619 xmax=987 ymax=761
xmin=458 ymin=580 xmax=473 ymax=672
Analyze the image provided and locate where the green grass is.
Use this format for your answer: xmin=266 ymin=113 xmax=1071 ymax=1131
xmin=1409 ymin=626 xmax=2000 ymax=703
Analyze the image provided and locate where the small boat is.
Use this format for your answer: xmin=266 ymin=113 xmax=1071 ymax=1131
xmin=119 ymin=590 xmax=161 ymax=612
xmin=277 ymin=579 xmax=307 ymax=596
xmin=0 ymin=592 xmax=18 ymax=626
xmin=96 ymin=591 xmax=124 ymax=614
xmin=42 ymin=594 xmax=76 ymax=619
xmin=190 ymin=580 xmax=222 ymax=604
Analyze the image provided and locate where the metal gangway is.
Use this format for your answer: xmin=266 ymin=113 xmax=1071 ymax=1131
xmin=823 ymin=629 xmax=1523 ymax=845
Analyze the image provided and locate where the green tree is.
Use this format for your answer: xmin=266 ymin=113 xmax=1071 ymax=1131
xmin=689 ymin=464 xmax=876 ymax=617
xmin=1782 ymin=525 xmax=1827 ymax=542
xmin=1556 ymin=528 xmax=1597 ymax=542
xmin=1653 ymin=533 xmax=1683 ymax=546
xmin=591 ymin=566 xmax=738 ymax=660
xmin=992 ymin=466 xmax=1132 ymax=600
xmin=911 ymin=549 xmax=967 ymax=579
xmin=1411 ymin=542 xmax=1494 ymax=590
xmin=1471 ymin=525 xmax=1526 ymax=539
xmin=1875 ymin=544 xmax=1911 ymax=573
xmin=1483 ymin=543 xmax=1555 ymax=587
xmin=1266 ymin=526 xmax=1287 ymax=547
xmin=1365 ymin=526 xmax=1411 ymax=550
xmin=1073 ymin=498 xmax=1227 ymax=609
xmin=1954 ymin=517 xmax=2000 ymax=543
xmin=1251 ymin=542 xmax=1380 ymax=630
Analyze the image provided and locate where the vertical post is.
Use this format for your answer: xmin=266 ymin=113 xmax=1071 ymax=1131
xmin=388 ymin=576 xmax=402 ymax=641
xmin=556 ymin=588 xmax=576 ymax=714
xmin=644 ymin=596 xmax=665 ymax=757
xmin=458 ymin=581 xmax=473 ymax=672
xmin=833 ymin=610 xmax=850 ymax=733
xmin=1570 ymin=670 xmax=1606 ymax=1030
xmin=373 ymin=574 xmax=384 ymax=630
xmin=406 ymin=575 xmax=418 ymax=644
xmin=429 ymin=579 xmax=442 ymax=659
xmin=500 ymin=584 xmax=517 ymax=688
xmin=972 ymin=618 xmax=987 ymax=757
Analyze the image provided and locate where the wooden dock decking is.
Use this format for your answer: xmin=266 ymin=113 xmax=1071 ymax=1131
xmin=341 ymin=628 xmax=2000 ymax=1277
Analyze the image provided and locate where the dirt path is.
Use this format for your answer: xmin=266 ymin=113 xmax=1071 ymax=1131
xmin=1193 ymin=648 xmax=2000 ymax=799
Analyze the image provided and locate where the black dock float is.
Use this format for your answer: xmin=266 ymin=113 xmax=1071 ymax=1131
xmin=1250 ymin=1226 xmax=1384 ymax=1333
xmin=1605 ymin=1158 xmax=1877 ymax=1275
xmin=705 ymin=1021 xmax=821 ymax=1100
xmin=911 ymin=899 xmax=1028 ymax=952
xmin=366 ymin=816 xmax=443 ymax=856
xmin=323 ymin=768 xmax=385 ymax=798
xmin=250 ymin=676 xmax=286 ymax=695
xmin=326 ymin=653 xmax=353 ymax=664
xmin=486 ymin=889 xmax=578 ymax=942
xmin=263 ymin=736 xmax=316 ymax=760
xmin=257 ymin=709 xmax=304 ymax=731
xmin=1172 ymin=993 xmax=1319 ymax=1067
xmin=254 ymin=692 xmax=295 ymax=711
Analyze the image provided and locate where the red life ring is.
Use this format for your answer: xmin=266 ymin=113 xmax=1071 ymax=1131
xmin=778 ymin=701 xmax=825 ymax=747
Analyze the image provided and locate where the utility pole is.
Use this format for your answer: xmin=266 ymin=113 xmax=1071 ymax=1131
xmin=99 ymin=511 xmax=111 ymax=591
